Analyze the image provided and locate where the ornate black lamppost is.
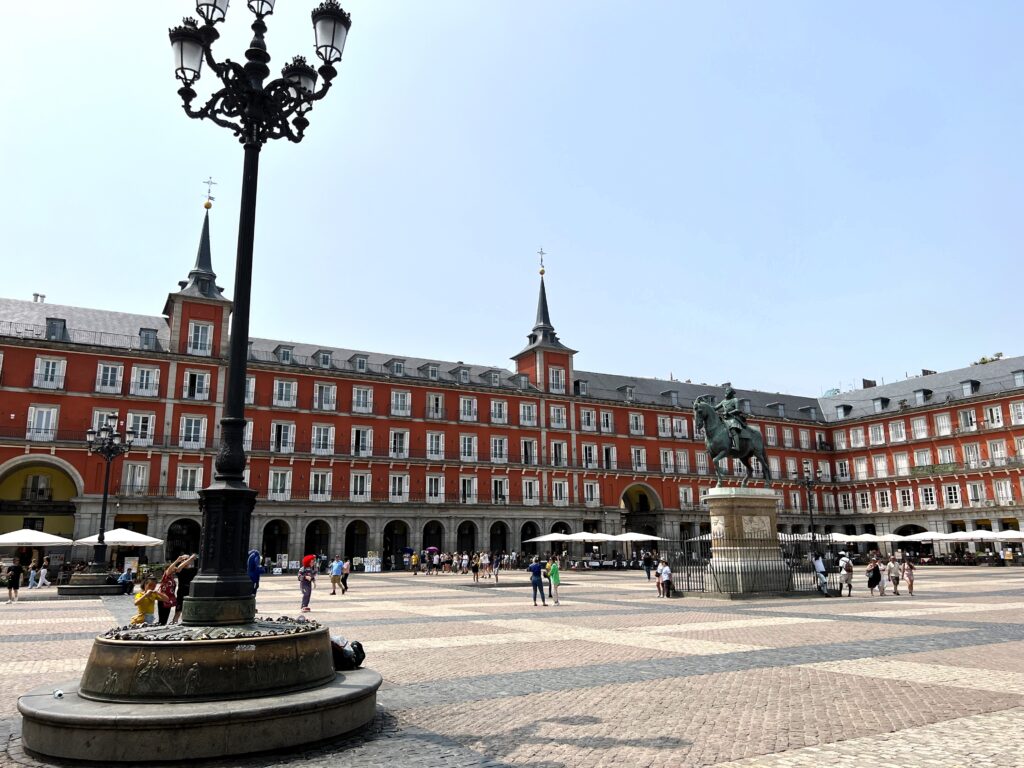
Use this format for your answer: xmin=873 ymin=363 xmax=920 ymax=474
xmin=168 ymin=0 xmax=351 ymax=624
xmin=796 ymin=468 xmax=823 ymax=544
xmin=84 ymin=413 xmax=135 ymax=569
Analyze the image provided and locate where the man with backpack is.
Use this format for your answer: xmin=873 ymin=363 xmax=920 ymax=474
xmin=837 ymin=551 xmax=854 ymax=597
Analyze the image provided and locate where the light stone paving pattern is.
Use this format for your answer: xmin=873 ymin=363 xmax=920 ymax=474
xmin=1 ymin=565 xmax=1023 ymax=767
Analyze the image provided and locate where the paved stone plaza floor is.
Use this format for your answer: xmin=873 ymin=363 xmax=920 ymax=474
xmin=2 ymin=566 xmax=1023 ymax=767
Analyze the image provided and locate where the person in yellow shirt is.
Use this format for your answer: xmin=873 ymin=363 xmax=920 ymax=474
xmin=132 ymin=578 xmax=172 ymax=625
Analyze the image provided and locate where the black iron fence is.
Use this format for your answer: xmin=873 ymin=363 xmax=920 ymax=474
xmin=667 ymin=537 xmax=842 ymax=595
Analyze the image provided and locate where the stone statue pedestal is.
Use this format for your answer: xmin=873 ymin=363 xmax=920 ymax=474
xmin=705 ymin=488 xmax=791 ymax=594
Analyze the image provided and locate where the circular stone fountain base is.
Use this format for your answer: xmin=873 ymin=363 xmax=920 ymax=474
xmin=18 ymin=616 xmax=381 ymax=762
xmin=18 ymin=669 xmax=381 ymax=762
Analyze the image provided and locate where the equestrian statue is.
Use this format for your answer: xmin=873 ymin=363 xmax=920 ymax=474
xmin=693 ymin=384 xmax=772 ymax=487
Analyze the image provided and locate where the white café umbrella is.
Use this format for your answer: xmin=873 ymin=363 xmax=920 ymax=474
xmin=0 ymin=529 xmax=74 ymax=547
xmin=522 ymin=532 xmax=572 ymax=544
xmin=74 ymin=528 xmax=164 ymax=547
xmin=613 ymin=532 xmax=667 ymax=542
xmin=563 ymin=531 xmax=618 ymax=542
xmin=945 ymin=529 xmax=999 ymax=542
xmin=993 ymin=529 xmax=1024 ymax=541
xmin=902 ymin=531 xmax=946 ymax=542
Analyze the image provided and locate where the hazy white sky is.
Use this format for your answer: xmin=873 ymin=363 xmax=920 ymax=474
xmin=2 ymin=2 xmax=1021 ymax=395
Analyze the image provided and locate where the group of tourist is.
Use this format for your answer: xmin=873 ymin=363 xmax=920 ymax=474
xmin=412 ymin=550 xmax=512 ymax=577
xmin=829 ymin=551 xmax=916 ymax=597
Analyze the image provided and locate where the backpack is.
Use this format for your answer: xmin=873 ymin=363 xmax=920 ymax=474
xmin=843 ymin=560 xmax=853 ymax=574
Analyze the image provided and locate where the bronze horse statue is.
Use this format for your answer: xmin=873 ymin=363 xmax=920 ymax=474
xmin=693 ymin=394 xmax=772 ymax=487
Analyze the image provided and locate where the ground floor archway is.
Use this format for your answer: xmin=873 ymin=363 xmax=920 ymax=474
xmin=489 ymin=521 xmax=509 ymax=554
xmin=166 ymin=518 xmax=201 ymax=560
xmin=423 ymin=520 xmax=444 ymax=551
xmin=551 ymin=521 xmax=571 ymax=536
xmin=457 ymin=520 xmax=477 ymax=553
xmin=620 ymin=483 xmax=662 ymax=514
xmin=345 ymin=520 xmax=369 ymax=559
xmin=304 ymin=519 xmax=331 ymax=558
xmin=382 ymin=520 xmax=409 ymax=569
xmin=520 ymin=521 xmax=539 ymax=556
xmin=261 ymin=519 xmax=290 ymax=562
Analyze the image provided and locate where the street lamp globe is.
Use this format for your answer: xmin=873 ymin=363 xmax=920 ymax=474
xmin=282 ymin=56 xmax=318 ymax=96
xmin=248 ymin=0 xmax=276 ymax=17
xmin=169 ymin=18 xmax=205 ymax=85
xmin=196 ymin=0 xmax=230 ymax=25
xmin=312 ymin=1 xmax=351 ymax=65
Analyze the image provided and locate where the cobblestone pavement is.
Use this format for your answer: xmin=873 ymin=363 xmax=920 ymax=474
xmin=2 ymin=566 xmax=1023 ymax=767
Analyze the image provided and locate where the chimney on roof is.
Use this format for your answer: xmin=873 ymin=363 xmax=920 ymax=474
xmin=862 ymin=378 xmax=877 ymax=389
xmin=922 ymin=369 xmax=936 ymax=376
xmin=31 ymin=293 xmax=38 ymax=302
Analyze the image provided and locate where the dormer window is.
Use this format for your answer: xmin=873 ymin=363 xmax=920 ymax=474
xmin=317 ymin=351 xmax=332 ymax=368
xmin=45 ymin=318 xmax=66 ymax=341
xmin=961 ymin=380 xmax=980 ymax=397
xmin=139 ymin=328 xmax=158 ymax=351
xmin=353 ymin=356 xmax=367 ymax=373
xmin=625 ymin=386 xmax=635 ymax=401
xmin=872 ymin=397 xmax=890 ymax=414
xmin=460 ymin=369 xmax=469 ymax=384
xmin=835 ymin=404 xmax=853 ymax=418
xmin=490 ymin=372 xmax=500 ymax=387
xmin=914 ymin=389 xmax=932 ymax=405
xmin=575 ymin=380 xmax=589 ymax=397
xmin=392 ymin=360 xmax=405 ymax=376
xmin=1014 ymin=371 xmax=1024 ymax=388
xmin=741 ymin=399 xmax=752 ymax=414
xmin=518 ymin=374 xmax=529 ymax=390
xmin=276 ymin=346 xmax=293 ymax=364
xmin=428 ymin=365 xmax=438 ymax=380
xmin=669 ymin=391 xmax=678 ymax=406
xmin=767 ymin=402 xmax=784 ymax=418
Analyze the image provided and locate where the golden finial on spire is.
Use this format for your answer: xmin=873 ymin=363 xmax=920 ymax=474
xmin=203 ymin=176 xmax=217 ymax=209
xmin=537 ymin=247 xmax=546 ymax=276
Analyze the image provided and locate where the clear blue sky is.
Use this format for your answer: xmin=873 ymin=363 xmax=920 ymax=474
xmin=2 ymin=2 xmax=1021 ymax=395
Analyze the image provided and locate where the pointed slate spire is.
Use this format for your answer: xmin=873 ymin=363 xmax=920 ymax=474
xmin=176 ymin=201 xmax=227 ymax=301
xmin=515 ymin=263 xmax=576 ymax=356
xmin=534 ymin=275 xmax=553 ymax=332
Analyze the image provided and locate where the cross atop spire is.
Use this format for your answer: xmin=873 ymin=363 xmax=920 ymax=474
xmin=537 ymin=247 xmax=546 ymax=275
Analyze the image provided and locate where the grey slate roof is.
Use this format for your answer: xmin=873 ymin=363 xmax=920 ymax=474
xmin=817 ymin=355 xmax=1024 ymax=423
xmin=1 ymin=292 xmax=1021 ymax=420
xmin=0 ymin=297 xmax=169 ymax=350
xmin=574 ymin=369 xmax=824 ymax=422
xmin=246 ymin=336 xmax=536 ymax=391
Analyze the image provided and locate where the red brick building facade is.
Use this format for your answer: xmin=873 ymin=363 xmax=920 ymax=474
xmin=1 ymin=209 xmax=1021 ymax=562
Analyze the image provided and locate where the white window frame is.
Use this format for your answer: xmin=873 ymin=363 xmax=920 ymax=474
xmin=179 ymin=415 xmax=207 ymax=449
xmin=273 ymin=379 xmax=297 ymax=408
xmin=460 ymin=396 xmax=478 ymax=422
xmin=269 ymin=469 xmax=292 ymax=501
xmin=390 ymin=390 xmax=411 ymax=417
xmin=187 ymin=322 xmax=213 ymax=356
xmin=95 ymin=362 xmax=124 ymax=395
xmin=270 ymin=421 xmax=295 ymax=454
xmin=176 ymin=465 xmax=203 ymax=499
xmin=520 ymin=402 xmax=537 ymax=427
xmin=130 ymin=365 xmax=160 ymax=397
xmin=183 ymin=370 xmax=211 ymax=401
xmin=26 ymin=405 xmax=58 ymax=441
xmin=310 ymin=470 xmax=332 ymax=501
xmin=313 ymin=382 xmax=337 ymax=411
xmin=352 ymin=386 xmax=373 ymax=414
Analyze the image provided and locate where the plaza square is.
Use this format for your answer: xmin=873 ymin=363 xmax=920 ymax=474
xmin=3 ymin=566 xmax=1024 ymax=767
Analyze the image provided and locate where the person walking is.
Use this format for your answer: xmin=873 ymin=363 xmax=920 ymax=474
xmin=37 ymin=557 xmax=51 ymax=588
xmin=655 ymin=559 xmax=664 ymax=597
xmin=812 ymin=552 xmax=830 ymax=596
xmin=411 ymin=551 xmax=420 ymax=575
xmin=4 ymin=558 xmax=23 ymax=603
xmin=866 ymin=557 xmax=882 ymax=596
xmin=902 ymin=558 xmax=916 ymax=595
xmin=642 ymin=551 xmax=654 ymax=581
xmin=340 ymin=557 xmax=351 ymax=594
xmin=548 ymin=556 xmax=561 ymax=605
xmin=837 ymin=551 xmax=854 ymax=597
xmin=329 ymin=556 xmax=343 ymax=594
xmin=493 ymin=553 xmax=501 ymax=584
xmin=887 ymin=555 xmax=901 ymax=596
xmin=298 ymin=554 xmax=316 ymax=612
xmin=27 ymin=561 xmax=39 ymax=589
xmin=660 ymin=559 xmax=673 ymax=598
xmin=471 ymin=553 xmax=481 ymax=583
xmin=527 ymin=556 xmax=547 ymax=606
